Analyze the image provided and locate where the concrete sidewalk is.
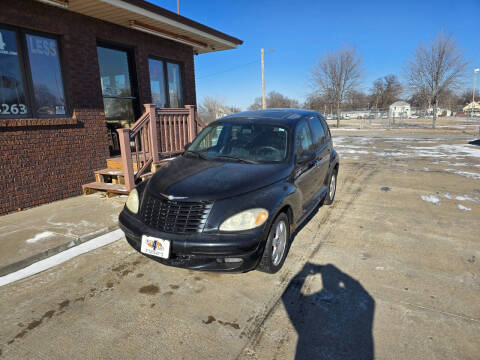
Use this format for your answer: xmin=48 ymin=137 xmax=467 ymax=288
xmin=0 ymin=193 xmax=126 ymax=276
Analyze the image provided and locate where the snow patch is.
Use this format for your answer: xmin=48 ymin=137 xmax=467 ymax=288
xmin=455 ymin=195 xmax=480 ymax=203
xmin=374 ymin=151 xmax=409 ymax=157
xmin=458 ymin=204 xmax=471 ymax=211
xmin=421 ymin=195 xmax=440 ymax=204
xmin=337 ymin=149 xmax=369 ymax=154
xmin=444 ymin=193 xmax=452 ymax=199
xmin=451 ymin=162 xmax=468 ymax=167
xmin=26 ymin=231 xmax=56 ymax=244
xmin=444 ymin=169 xmax=480 ymax=180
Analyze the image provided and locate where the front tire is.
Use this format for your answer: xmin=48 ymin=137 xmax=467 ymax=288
xmin=324 ymin=168 xmax=337 ymax=205
xmin=257 ymin=213 xmax=290 ymax=274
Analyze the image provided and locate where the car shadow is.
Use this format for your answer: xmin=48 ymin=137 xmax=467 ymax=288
xmin=282 ymin=262 xmax=375 ymax=360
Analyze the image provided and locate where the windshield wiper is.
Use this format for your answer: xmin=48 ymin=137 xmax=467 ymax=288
xmin=184 ymin=150 xmax=208 ymax=160
xmin=215 ymin=155 xmax=259 ymax=164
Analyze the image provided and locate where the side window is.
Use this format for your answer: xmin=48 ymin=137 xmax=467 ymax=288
xmin=319 ymin=116 xmax=331 ymax=139
xmin=295 ymin=122 xmax=313 ymax=156
xmin=307 ymin=116 xmax=325 ymax=147
xmin=198 ymin=125 xmax=223 ymax=150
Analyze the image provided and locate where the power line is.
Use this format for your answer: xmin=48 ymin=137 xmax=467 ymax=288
xmin=196 ymin=59 xmax=260 ymax=79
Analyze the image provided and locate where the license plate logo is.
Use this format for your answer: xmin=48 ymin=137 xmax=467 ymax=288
xmin=147 ymin=239 xmax=161 ymax=250
xmin=141 ymin=235 xmax=170 ymax=259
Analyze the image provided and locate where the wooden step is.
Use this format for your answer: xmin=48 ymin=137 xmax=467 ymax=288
xmin=94 ymin=168 xmax=126 ymax=184
xmin=82 ymin=182 xmax=129 ymax=196
xmin=106 ymin=157 xmax=140 ymax=172
xmin=94 ymin=168 xmax=124 ymax=176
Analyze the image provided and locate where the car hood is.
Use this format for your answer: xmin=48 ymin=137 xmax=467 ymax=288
xmin=146 ymin=155 xmax=291 ymax=201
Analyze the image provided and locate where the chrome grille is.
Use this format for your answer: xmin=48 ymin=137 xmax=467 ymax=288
xmin=142 ymin=195 xmax=213 ymax=234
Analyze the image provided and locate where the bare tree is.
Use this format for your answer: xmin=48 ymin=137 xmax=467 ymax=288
xmin=369 ymin=75 xmax=403 ymax=110
xmin=405 ymin=33 xmax=468 ymax=128
xmin=344 ymin=90 xmax=370 ymax=110
xmin=304 ymin=93 xmax=330 ymax=113
xmin=311 ymin=45 xmax=362 ymax=127
xmin=248 ymin=91 xmax=300 ymax=110
xmin=458 ymin=89 xmax=480 ymax=105
xmin=198 ymin=96 xmax=240 ymax=123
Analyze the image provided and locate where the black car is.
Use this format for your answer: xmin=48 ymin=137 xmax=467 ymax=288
xmin=119 ymin=109 xmax=339 ymax=273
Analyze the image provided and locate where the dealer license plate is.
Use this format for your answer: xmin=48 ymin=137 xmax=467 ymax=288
xmin=140 ymin=235 xmax=171 ymax=259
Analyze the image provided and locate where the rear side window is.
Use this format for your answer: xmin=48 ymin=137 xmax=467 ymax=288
xmin=319 ymin=116 xmax=331 ymax=139
xmin=295 ymin=122 xmax=313 ymax=155
xmin=307 ymin=116 xmax=325 ymax=147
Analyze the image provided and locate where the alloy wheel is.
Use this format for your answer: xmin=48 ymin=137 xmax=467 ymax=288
xmin=271 ymin=220 xmax=287 ymax=266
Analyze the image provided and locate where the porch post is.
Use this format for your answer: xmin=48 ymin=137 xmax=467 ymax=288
xmin=117 ymin=128 xmax=135 ymax=191
xmin=186 ymin=105 xmax=196 ymax=142
xmin=145 ymin=104 xmax=159 ymax=163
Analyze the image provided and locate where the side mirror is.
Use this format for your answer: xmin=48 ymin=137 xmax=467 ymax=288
xmin=184 ymin=142 xmax=192 ymax=151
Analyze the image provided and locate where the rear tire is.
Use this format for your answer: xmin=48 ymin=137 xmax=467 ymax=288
xmin=257 ymin=213 xmax=290 ymax=274
xmin=324 ymin=168 xmax=337 ymax=205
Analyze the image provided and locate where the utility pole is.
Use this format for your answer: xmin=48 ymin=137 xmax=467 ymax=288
xmin=261 ymin=48 xmax=266 ymax=109
xmin=474 ymin=68 xmax=479 ymax=103
xmin=177 ymin=0 xmax=180 ymax=14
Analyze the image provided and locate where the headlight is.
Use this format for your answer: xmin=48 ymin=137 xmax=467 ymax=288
xmin=125 ymin=188 xmax=139 ymax=214
xmin=219 ymin=208 xmax=269 ymax=231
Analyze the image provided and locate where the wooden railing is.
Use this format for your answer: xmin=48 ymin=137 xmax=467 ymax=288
xmin=117 ymin=104 xmax=200 ymax=191
xmin=156 ymin=105 xmax=196 ymax=153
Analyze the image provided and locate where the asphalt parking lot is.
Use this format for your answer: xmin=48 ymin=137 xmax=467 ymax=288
xmin=1 ymin=129 xmax=479 ymax=359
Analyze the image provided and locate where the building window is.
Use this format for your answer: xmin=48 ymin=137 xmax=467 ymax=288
xmin=97 ymin=45 xmax=136 ymax=126
xmin=148 ymin=58 xmax=166 ymax=108
xmin=0 ymin=25 xmax=67 ymax=118
xmin=0 ymin=28 xmax=27 ymax=116
xmin=149 ymin=58 xmax=184 ymax=108
xmin=26 ymin=34 xmax=66 ymax=116
xmin=167 ymin=62 xmax=183 ymax=107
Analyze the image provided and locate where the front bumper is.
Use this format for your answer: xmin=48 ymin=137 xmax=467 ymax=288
xmin=119 ymin=209 xmax=267 ymax=272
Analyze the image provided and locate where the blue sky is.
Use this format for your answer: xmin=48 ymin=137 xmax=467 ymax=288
xmin=153 ymin=0 xmax=480 ymax=110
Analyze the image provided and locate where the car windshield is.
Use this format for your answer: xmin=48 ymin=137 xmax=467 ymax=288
xmin=186 ymin=122 xmax=289 ymax=163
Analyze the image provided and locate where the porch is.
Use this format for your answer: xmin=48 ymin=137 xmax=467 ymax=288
xmin=82 ymin=104 xmax=206 ymax=196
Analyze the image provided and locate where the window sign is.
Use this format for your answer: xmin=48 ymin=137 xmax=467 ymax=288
xmin=26 ymin=34 xmax=66 ymax=115
xmin=0 ymin=28 xmax=27 ymax=116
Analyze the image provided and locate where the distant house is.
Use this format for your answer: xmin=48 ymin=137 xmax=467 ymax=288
xmin=389 ymin=101 xmax=410 ymax=118
xmin=426 ymin=107 xmax=452 ymax=116
xmin=463 ymin=101 xmax=480 ymax=116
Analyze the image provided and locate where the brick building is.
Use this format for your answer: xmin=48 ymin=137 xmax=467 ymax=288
xmin=0 ymin=0 xmax=242 ymax=215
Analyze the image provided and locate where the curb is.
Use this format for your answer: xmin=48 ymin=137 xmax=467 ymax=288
xmin=0 ymin=224 xmax=120 ymax=277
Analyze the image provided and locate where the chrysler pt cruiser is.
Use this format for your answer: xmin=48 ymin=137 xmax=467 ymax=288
xmin=119 ymin=109 xmax=339 ymax=273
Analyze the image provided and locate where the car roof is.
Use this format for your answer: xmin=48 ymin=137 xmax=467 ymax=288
xmin=217 ymin=108 xmax=321 ymax=127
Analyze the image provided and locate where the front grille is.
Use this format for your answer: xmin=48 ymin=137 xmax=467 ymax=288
xmin=142 ymin=195 xmax=213 ymax=234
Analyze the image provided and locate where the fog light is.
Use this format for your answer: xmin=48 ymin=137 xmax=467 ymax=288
xmin=225 ymin=258 xmax=242 ymax=263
